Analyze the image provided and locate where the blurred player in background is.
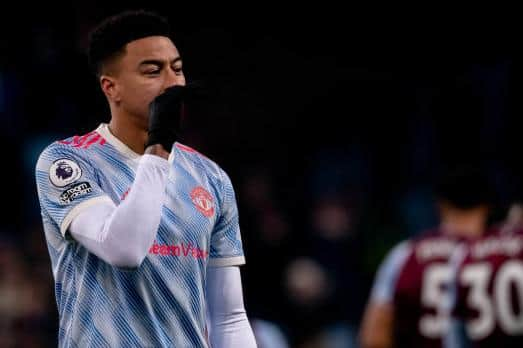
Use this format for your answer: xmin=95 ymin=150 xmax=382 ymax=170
xmin=446 ymin=199 xmax=523 ymax=347
xmin=35 ymin=10 xmax=256 ymax=347
xmin=359 ymin=166 xmax=494 ymax=348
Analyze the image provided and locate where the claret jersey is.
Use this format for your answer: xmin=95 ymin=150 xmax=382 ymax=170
xmin=370 ymin=229 xmax=460 ymax=347
xmin=451 ymin=227 xmax=523 ymax=347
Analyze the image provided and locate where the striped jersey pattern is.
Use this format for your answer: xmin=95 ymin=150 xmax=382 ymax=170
xmin=35 ymin=123 xmax=245 ymax=347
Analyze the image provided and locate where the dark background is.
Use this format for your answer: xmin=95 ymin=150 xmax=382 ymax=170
xmin=1 ymin=3 xmax=521 ymax=347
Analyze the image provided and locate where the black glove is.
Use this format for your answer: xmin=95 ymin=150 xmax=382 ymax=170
xmin=145 ymin=83 xmax=206 ymax=151
xmin=145 ymin=85 xmax=187 ymax=151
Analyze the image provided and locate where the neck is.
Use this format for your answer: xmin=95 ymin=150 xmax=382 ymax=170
xmin=108 ymin=109 xmax=148 ymax=155
xmin=440 ymin=210 xmax=487 ymax=239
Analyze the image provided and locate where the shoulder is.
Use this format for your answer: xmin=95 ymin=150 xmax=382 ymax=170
xmin=36 ymin=131 xmax=107 ymax=184
xmin=379 ymin=240 xmax=414 ymax=274
xmin=412 ymin=228 xmax=459 ymax=249
xmin=466 ymin=228 xmax=523 ymax=261
xmin=408 ymin=229 xmax=459 ymax=263
xmin=389 ymin=240 xmax=414 ymax=263
xmin=36 ymin=140 xmax=84 ymax=171
xmin=370 ymin=240 xmax=413 ymax=302
xmin=37 ymin=131 xmax=106 ymax=164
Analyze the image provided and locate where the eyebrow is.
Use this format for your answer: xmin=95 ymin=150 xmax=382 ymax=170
xmin=139 ymin=57 xmax=182 ymax=67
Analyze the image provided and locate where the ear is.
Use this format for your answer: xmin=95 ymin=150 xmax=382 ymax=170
xmin=100 ymin=75 xmax=121 ymax=103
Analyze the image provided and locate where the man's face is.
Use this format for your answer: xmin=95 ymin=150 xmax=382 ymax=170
xmin=106 ymin=36 xmax=186 ymax=124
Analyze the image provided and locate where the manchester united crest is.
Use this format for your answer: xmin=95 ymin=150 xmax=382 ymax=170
xmin=190 ymin=186 xmax=215 ymax=218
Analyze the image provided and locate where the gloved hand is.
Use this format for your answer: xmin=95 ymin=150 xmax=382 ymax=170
xmin=144 ymin=85 xmax=186 ymax=151
xmin=145 ymin=83 xmax=207 ymax=152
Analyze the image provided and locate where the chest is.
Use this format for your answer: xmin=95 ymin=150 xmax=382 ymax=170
xmin=95 ymin=155 xmax=220 ymax=247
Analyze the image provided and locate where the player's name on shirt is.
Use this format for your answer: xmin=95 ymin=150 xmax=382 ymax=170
xmin=415 ymin=238 xmax=456 ymax=262
xmin=470 ymin=234 xmax=523 ymax=259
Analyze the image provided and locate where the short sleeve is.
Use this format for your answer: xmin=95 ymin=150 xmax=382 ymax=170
xmin=35 ymin=143 xmax=113 ymax=237
xmin=208 ymin=169 xmax=245 ymax=267
xmin=369 ymin=241 xmax=412 ymax=304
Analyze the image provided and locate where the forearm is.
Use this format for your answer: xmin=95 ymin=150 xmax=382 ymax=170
xmin=359 ymin=302 xmax=394 ymax=348
xmin=206 ymin=267 xmax=257 ymax=348
xmin=70 ymin=154 xmax=169 ymax=267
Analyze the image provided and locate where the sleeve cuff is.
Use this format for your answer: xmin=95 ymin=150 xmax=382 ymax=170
xmin=208 ymin=256 xmax=246 ymax=267
xmin=60 ymin=195 xmax=114 ymax=237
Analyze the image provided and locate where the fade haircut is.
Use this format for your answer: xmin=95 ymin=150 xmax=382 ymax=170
xmin=87 ymin=10 xmax=170 ymax=76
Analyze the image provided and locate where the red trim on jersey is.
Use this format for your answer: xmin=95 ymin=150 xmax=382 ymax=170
xmin=58 ymin=131 xmax=106 ymax=149
xmin=175 ymin=143 xmax=210 ymax=160
xmin=121 ymin=188 xmax=130 ymax=201
xmin=175 ymin=143 xmax=198 ymax=153
xmin=80 ymin=133 xmax=101 ymax=149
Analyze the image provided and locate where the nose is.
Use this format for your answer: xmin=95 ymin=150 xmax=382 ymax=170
xmin=163 ymin=67 xmax=186 ymax=90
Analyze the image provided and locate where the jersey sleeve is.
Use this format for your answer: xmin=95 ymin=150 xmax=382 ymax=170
xmin=369 ymin=241 xmax=412 ymax=304
xmin=208 ymin=169 xmax=245 ymax=267
xmin=35 ymin=143 xmax=113 ymax=237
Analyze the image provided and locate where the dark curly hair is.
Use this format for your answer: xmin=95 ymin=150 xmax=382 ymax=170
xmin=435 ymin=164 xmax=494 ymax=209
xmin=87 ymin=10 xmax=170 ymax=76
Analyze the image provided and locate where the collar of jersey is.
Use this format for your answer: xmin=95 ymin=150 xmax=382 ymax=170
xmin=96 ymin=123 xmax=142 ymax=160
